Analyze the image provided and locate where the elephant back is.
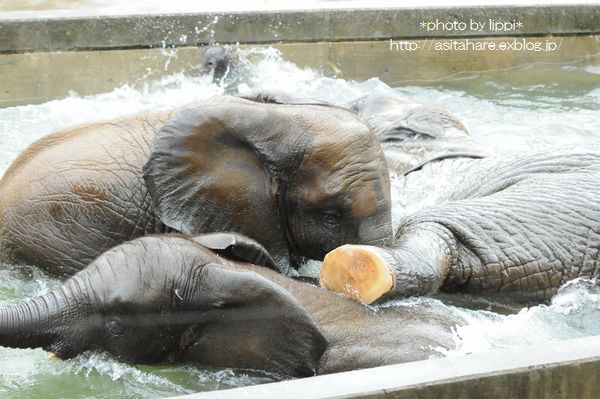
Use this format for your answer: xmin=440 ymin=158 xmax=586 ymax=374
xmin=0 ymin=111 xmax=175 ymax=275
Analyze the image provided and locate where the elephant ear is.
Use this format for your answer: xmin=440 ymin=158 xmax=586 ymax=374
xmin=392 ymin=105 xmax=468 ymax=139
xmin=348 ymin=93 xmax=468 ymax=142
xmin=188 ymin=232 xmax=282 ymax=273
xmin=367 ymin=104 xmax=468 ymax=143
xmin=180 ymin=263 xmax=328 ymax=377
xmin=142 ymin=97 xmax=295 ymax=260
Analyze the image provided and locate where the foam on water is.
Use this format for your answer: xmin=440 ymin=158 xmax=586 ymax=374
xmin=0 ymin=46 xmax=599 ymax=397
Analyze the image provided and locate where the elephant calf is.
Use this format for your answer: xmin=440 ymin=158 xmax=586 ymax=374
xmin=0 ymin=96 xmax=392 ymax=275
xmin=200 ymin=46 xmax=238 ymax=93
xmin=321 ymin=147 xmax=600 ymax=304
xmin=0 ymin=233 xmax=461 ymax=377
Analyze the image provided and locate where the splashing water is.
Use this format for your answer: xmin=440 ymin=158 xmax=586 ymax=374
xmin=0 ymin=47 xmax=600 ymax=398
xmin=443 ymin=278 xmax=600 ymax=356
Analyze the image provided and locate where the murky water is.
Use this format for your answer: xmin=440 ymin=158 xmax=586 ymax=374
xmin=0 ymin=47 xmax=599 ymax=398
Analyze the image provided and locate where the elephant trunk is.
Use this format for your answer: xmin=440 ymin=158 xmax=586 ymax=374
xmin=0 ymin=278 xmax=96 ymax=358
xmin=0 ymin=295 xmax=59 ymax=350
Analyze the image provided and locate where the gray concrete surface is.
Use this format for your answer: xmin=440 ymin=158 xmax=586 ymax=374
xmin=0 ymin=5 xmax=599 ymax=53
xmin=1 ymin=4 xmax=599 ymax=107
xmin=2 ymin=0 xmax=599 ymax=15
xmin=175 ymin=335 xmax=600 ymax=399
xmin=2 ymin=34 xmax=599 ymax=108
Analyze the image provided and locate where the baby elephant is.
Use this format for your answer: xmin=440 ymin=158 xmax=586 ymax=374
xmin=322 ymin=147 xmax=600 ymax=304
xmin=0 ymin=233 xmax=461 ymax=377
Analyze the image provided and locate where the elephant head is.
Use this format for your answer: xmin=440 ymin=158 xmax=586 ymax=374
xmin=143 ymin=96 xmax=392 ymax=269
xmin=200 ymin=46 xmax=235 ymax=85
xmin=0 ymin=234 xmax=327 ymax=377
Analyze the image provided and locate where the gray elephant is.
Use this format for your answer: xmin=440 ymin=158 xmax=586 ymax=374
xmin=0 ymin=96 xmax=392 ymax=275
xmin=321 ymin=146 xmax=600 ymax=304
xmin=200 ymin=46 xmax=238 ymax=92
xmin=0 ymin=233 xmax=461 ymax=376
xmin=345 ymin=92 xmax=490 ymax=175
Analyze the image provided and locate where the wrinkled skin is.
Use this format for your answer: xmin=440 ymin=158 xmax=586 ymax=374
xmin=0 ymin=112 xmax=175 ymax=275
xmin=0 ymin=234 xmax=461 ymax=377
xmin=240 ymin=90 xmax=331 ymax=107
xmin=0 ymin=96 xmax=392 ymax=275
xmin=322 ymin=147 xmax=600 ymax=304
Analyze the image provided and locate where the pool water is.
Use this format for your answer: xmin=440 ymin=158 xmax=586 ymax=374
xmin=0 ymin=47 xmax=599 ymax=398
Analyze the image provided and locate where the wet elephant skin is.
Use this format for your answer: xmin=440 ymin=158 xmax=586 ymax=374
xmin=0 ymin=234 xmax=461 ymax=376
xmin=0 ymin=96 xmax=393 ymax=275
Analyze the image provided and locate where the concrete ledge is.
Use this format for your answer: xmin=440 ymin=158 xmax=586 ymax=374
xmin=1 ymin=5 xmax=599 ymax=108
xmin=2 ymin=35 xmax=599 ymax=108
xmin=177 ymin=335 xmax=600 ymax=399
xmin=1 ymin=5 xmax=599 ymax=54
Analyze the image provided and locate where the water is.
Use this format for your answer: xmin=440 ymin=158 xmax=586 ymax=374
xmin=0 ymin=47 xmax=599 ymax=398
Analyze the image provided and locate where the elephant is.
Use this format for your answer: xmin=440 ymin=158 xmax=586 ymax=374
xmin=200 ymin=46 xmax=238 ymax=93
xmin=200 ymin=46 xmax=234 ymax=83
xmin=321 ymin=146 xmax=600 ymax=304
xmin=0 ymin=233 xmax=462 ymax=377
xmin=240 ymin=90 xmax=331 ymax=107
xmin=0 ymin=96 xmax=392 ymax=275
xmin=203 ymin=48 xmax=486 ymax=172
xmin=344 ymin=92 xmax=490 ymax=175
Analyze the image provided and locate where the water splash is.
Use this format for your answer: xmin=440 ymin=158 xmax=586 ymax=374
xmin=194 ymin=15 xmax=220 ymax=44
xmin=0 ymin=265 xmax=61 ymax=305
xmin=443 ymin=278 xmax=600 ymax=356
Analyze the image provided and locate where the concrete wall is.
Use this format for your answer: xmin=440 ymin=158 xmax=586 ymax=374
xmin=0 ymin=5 xmax=599 ymax=107
xmin=1 ymin=5 xmax=599 ymax=52
xmin=178 ymin=335 xmax=600 ymax=399
xmin=2 ymin=35 xmax=598 ymax=108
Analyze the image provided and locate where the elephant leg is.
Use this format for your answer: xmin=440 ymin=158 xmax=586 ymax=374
xmin=320 ymin=223 xmax=455 ymax=304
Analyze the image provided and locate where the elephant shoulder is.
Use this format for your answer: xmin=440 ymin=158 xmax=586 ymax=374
xmin=1 ymin=125 xmax=93 ymax=184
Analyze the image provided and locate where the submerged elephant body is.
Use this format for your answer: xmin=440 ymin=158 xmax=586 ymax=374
xmin=322 ymin=147 xmax=600 ymax=304
xmin=345 ymin=93 xmax=489 ymax=175
xmin=0 ymin=96 xmax=392 ymax=275
xmin=0 ymin=234 xmax=460 ymax=376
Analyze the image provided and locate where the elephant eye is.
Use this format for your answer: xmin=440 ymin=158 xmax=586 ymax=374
xmin=321 ymin=210 xmax=341 ymax=225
